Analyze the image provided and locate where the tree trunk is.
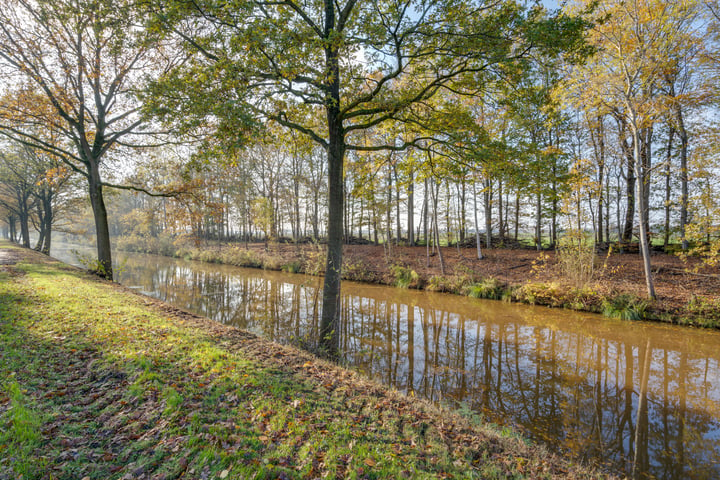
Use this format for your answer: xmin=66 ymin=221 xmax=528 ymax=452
xmin=8 ymin=215 xmax=16 ymax=242
xmin=394 ymin=164 xmax=401 ymax=244
xmin=622 ymin=140 xmax=636 ymax=243
xmin=663 ymin=127 xmax=675 ymax=248
xmin=497 ymin=180 xmax=504 ymax=241
xmin=319 ymin=0 xmax=343 ymax=357
xmin=484 ymin=178 xmax=492 ymax=249
xmin=431 ymin=179 xmax=445 ymax=275
xmin=386 ymin=165 xmax=392 ymax=246
xmin=459 ymin=178 xmax=467 ymax=242
xmin=641 ymin=125 xmax=653 ymax=236
xmin=535 ymin=192 xmax=542 ymax=250
xmin=423 ymin=178 xmax=429 ymax=245
xmin=407 ymin=169 xmax=414 ymax=246
xmin=591 ymin=115 xmax=606 ymax=244
xmin=18 ymin=209 xmax=30 ymax=248
xmin=88 ymin=162 xmax=113 ymax=279
xmin=473 ymin=177 xmax=482 ymax=259
xmin=675 ymin=104 xmax=689 ymax=250
xmin=42 ymin=192 xmax=53 ymax=255
xmin=514 ymin=194 xmax=519 ymax=241
xmin=34 ymin=200 xmax=46 ymax=252
xmin=630 ymin=123 xmax=656 ymax=299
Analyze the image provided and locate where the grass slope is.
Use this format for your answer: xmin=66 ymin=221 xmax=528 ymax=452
xmin=0 ymin=243 xmax=607 ymax=480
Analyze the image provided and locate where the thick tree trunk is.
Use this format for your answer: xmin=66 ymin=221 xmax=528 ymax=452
xmin=88 ymin=161 xmax=113 ymax=279
xmin=18 ymin=210 xmax=30 ymax=248
xmin=42 ymin=193 xmax=53 ymax=255
xmin=8 ymin=215 xmax=16 ymax=243
xmin=319 ymin=0 xmax=343 ymax=357
xmin=34 ymin=202 xmax=46 ymax=252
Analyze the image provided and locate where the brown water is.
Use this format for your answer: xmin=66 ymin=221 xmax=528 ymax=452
xmin=53 ymin=246 xmax=720 ymax=479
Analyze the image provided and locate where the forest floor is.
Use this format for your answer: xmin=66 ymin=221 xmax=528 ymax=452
xmin=178 ymin=241 xmax=720 ymax=327
xmin=0 ymin=242 xmax=610 ymax=480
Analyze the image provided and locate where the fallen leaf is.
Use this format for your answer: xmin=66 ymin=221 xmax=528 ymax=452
xmin=219 ymin=470 xmax=229 ymax=479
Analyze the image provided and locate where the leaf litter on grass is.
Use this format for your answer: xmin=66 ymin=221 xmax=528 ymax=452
xmin=0 ymin=244 xmax=612 ymax=480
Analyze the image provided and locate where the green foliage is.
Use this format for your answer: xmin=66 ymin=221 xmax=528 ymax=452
xmin=602 ymin=294 xmax=648 ymax=321
xmin=342 ymin=259 xmax=376 ymax=283
xmin=681 ymin=296 xmax=720 ymax=328
xmin=281 ymin=260 xmax=303 ymax=273
xmin=162 ymin=387 xmax=184 ymax=415
xmin=302 ymin=244 xmax=326 ymax=276
xmin=117 ymin=232 xmax=177 ymax=256
xmin=70 ymin=248 xmax=125 ymax=279
xmin=390 ymin=264 xmax=420 ymax=289
xmin=426 ymin=274 xmax=474 ymax=294
xmin=463 ymin=278 xmax=504 ymax=300
xmin=0 ymin=381 xmax=45 ymax=478
xmin=513 ymin=282 xmax=566 ymax=307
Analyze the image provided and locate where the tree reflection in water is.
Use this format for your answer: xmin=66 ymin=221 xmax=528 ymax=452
xmin=53 ymin=246 xmax=720 ymax=480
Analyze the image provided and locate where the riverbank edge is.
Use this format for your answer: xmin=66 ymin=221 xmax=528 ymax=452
xmin=123 ymin=240 xmax=719 ymax=329
xmin=0 ymin=242 xmax=610 ymax=480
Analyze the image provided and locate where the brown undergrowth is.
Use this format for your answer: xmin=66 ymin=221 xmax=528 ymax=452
xmin=170 ymin=241 xmax=720 ymax=328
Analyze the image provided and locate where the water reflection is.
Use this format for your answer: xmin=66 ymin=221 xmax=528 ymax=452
xmin=54 ymin=246 xmax=720 ymax=480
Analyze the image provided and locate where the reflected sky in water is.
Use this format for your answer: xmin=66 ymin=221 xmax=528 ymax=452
xmin=53 ymin=245 xmax=720 ymax=480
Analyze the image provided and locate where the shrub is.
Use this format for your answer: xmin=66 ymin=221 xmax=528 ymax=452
xmin=513 ymin=282 xmax=566 ymax=307
xmin=220 ymin=247 xmax=261 ymax=267
xmin=303 ymin=243 xmax=326 ymax=276
xmin=556 ymin=230 xmax=596 ymax=288
xmin=281 ymin=261 xmax=303 ymax=273
xmin=602 ymin=294 xmax=648 ymax=321
xmin=683 ymin=296 xmax=720 ymax=328
xmin=342 ymin=259 xmax=376 ymax=282
xmin=464 ymin=278 xmax=503 ymax=300
xmin=260 ymin=253 xmax=284 ymax=270
xmin=390 ymin=264 xmax=420 ymax=289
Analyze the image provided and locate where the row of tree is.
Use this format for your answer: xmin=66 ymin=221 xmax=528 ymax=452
xmin=1 ymin=0 xmax=719 ymax=354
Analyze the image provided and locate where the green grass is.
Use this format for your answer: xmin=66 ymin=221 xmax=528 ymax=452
xmin=0 ymin=243 xmax=607 ymax=479
xmin=464 ymin=278 xmax=504 ymax=300
xmin=601 ymin=294 xmax=648 ymax=321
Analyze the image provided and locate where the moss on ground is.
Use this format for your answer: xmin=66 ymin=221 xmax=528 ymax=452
xmin=0 ymin=242 xmax=609 ymax=479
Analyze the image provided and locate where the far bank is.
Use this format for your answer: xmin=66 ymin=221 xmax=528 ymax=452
xmin=110 ymin=237 xmax=720 ymax=328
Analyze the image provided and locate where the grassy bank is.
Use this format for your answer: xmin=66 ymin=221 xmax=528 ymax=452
xmin=147 ymin=241 xmax=720 ymax=329
xmin=0 ymin=242 xmax=608 ymax=479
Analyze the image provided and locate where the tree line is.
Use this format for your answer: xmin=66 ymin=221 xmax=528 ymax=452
xmin=1 ymin=0 xmax=719 ymax=354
